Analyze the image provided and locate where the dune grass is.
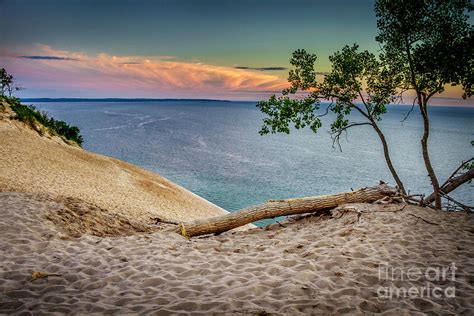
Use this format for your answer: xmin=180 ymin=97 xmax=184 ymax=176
xmin=2 ymin=96 xmax=83 ymax=146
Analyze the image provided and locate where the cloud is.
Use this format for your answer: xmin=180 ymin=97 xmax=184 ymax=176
xmin=2 ymin=45 xmax=288 ymax=99
xmin=234 ymin=66 xmax=287 ymax=71
xmin=18 ymin=55 xmax=80 ymax=61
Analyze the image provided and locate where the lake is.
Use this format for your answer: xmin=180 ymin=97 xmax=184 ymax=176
xmin=33 ymin=100 xmax=473 ymax=220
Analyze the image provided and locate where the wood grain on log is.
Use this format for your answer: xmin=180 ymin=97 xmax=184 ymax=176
xmin=178 ymin=184 xmax=398 ymax=238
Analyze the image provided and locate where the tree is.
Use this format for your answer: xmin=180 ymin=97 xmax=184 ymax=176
xmin=257 ymin=45 xmax=407 ymax=195
xmin=374 ymin=0 xmax=473 ymax=209
xmin=0 ymin=68 xmax=21 ymax=97
xmin=0 ymin=68 xmax=13 ymax=97
xmin=257 ymin=0 xmax=473 ymax=209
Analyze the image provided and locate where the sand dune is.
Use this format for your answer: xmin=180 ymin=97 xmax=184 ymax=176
xmin=1 ymin=101 xmax=473 ymax=314
xmin=0 ymin=101 xmax=228 ymax=224
xmin=1 ymin=193 xmax=473 ymax=314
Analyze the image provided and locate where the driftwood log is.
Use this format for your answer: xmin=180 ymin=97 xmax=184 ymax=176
xmin=178 ymin=184 xmax=398 ymax=238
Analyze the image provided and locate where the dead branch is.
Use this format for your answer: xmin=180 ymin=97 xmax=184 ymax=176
xmin=407 ymin=213 xmax=439 ymax=225
xmin=441 ymin=158 xmax=474 ymax=189
xmin=330 ymin=122 xmax=373 ymax=151
xmin=425 ymin=168 xmax=474 ymax=205
xmin=374 ymin=204 xmax=408 ymax=213
xmin=400 ymin=96 xmax=417 ymax=123
xmin=151 ymin=217 xmax=180 ymax=225
xmin=440 ymin=192 xmax=473 ymax=212
xmin=331 ymin=205 xmax=362 ymax=223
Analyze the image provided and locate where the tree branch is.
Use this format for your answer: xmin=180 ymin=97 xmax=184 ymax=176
xmin=424 ymin=168 xmax=474 ymax=204
xmin=400 ymin=96 xmax=417 ymax=123
xmin=331 ymin=122 xmax=373 ymax=151
xmin=316 ymin=102 xmax=333 ymax=118
xmin=357 ymin=90 xmax=372 ymax=118
xmin=441 ymin=158 xmax=474 ymax=189
xmin=440 ymin=192 xmax=473 ymax=212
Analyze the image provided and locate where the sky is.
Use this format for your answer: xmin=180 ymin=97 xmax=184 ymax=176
xmin=0 ymin=0 xmax=472 ymax=105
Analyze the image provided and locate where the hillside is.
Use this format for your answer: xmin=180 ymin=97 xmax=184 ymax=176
xmin=0 ymin=100 xmax=228 ymax=226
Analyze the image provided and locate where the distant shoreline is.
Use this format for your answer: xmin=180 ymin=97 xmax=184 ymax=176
xmin=22 ymin=98 xmax=474 ymax=109
xmin=21 ymin=98 xmax=244 ymax=103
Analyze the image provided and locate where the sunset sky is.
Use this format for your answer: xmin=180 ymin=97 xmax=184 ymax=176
xmin=0 ymin=0 xmax=471 ymax=105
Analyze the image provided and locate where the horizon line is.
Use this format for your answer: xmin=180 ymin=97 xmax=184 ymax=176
xmin=20 ymin=97 xmax=474 ymax=108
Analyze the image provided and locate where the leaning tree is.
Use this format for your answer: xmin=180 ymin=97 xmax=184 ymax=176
xmin=374 ymin=0 xmax=473 ymax=208
xmin=258 ymin=0 xmax=473 ymax=209
xmin=257 ymin=45 xmax=408 ymax=195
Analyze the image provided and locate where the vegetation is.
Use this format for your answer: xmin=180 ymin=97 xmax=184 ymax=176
xmin=257 ymin=0 xmax=473 ymax=210
xmin=1 ymin=68 xmax=83 ymax=146
xmin=0 ymin=67 xmax=21 ymax=97
xmin=374 ymin=0 xmax=473 ymax=209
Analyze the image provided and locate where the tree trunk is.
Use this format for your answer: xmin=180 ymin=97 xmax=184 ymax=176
xmin=419 ymin=96 xmax=441 ymax=209
xmin=425 ymin=168 xmax=474 ymax=204
xmin=178 ymin=184 xmax=398 ymax=238
xmin=403 ymin=36 xmax=441 ymax=209
xmin=372 ymin=121 xmax=406 ymax=195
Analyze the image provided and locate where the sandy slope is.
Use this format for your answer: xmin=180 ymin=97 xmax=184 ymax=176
xmin=0 ymin=102 xmax=227 ymax=224
xmin=1 ymin=101 xmax=473 ymax=314
xmin=1 ymin=193 xmax=473 ymax=314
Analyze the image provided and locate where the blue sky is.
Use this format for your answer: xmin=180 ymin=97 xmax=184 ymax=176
xmin=0 ymin=0 xmax=471 ymax=104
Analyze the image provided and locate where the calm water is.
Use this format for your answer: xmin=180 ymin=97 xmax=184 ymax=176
xmin=34 ymin=101 xmax=473 ymax=221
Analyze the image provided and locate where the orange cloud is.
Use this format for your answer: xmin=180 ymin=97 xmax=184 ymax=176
xmin=1 ymin=45 xmax=288 ymax=99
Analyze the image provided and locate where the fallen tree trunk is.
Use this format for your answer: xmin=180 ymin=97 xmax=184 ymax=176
xmin=424 ymin=168 xmax=474 ymax=204
xmin=178 ymin=184 xmax=398 ymax=238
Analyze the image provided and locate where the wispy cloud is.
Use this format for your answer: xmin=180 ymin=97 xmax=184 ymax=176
xmin=234 ymin=66 xmax=287 ymax=71
xmin=1 ymin=45 xmax=288 ymax=99
xmin=18 ymin=55 xmax=80 ymax=61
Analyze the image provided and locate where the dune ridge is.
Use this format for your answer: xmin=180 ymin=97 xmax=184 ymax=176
xmin=0 ymin=101 xmax=229 ymax=225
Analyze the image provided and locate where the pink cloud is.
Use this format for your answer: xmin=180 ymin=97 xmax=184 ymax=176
xmin=1 ymin=45 xmax=288 ymax=100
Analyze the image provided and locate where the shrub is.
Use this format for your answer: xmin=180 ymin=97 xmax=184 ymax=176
xmin=4 ymin=96 xmax=84 ymax=146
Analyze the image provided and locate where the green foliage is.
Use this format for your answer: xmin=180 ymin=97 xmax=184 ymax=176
xmin=0 ymin=68 xmax=83 ymax=146
xmin=257 ymin=95 xmax=321 ymax=135
xmin=375 ymin=0 xmax=473 ymax=99
xmin=5 ymin=96 xmax=84 ymax=146
xmin=258 ymin=0 xmax=473 ymax=137
xmin=257 ymin=44 xmax=399 ymax=137
xmin=0 ymin=68 xmax=14 ymax=96
xmin=464 ymin=141 xmax=474 ymax=171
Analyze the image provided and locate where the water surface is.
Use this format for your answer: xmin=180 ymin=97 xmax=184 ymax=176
xmin=33 ymin=100 xmax=473 ymax=222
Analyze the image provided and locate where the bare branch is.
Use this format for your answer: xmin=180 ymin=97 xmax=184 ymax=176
xmin=400 ymin=96 xmax=417 ymax=123
xmin=441 ymin=192 xmax=473 ymax=212
xmin=440 ymin=158 xmax=474 ymax=189
xmin=330 ymin=122 xmax=373 ymax=151
xmin=425 ymin=82 xmax=444 ymax=103
xmin=407 ymin=213 xmax=439 ymax=225
xmin=424 ymin=168 xmax=474 ymax=204
xmin=348 ymin=102 xmax=370 ymax=120
xmin=357 ymin=90 xmax=372 ymax=118
xmin=316 ymin=102 xmax=333 ymax=118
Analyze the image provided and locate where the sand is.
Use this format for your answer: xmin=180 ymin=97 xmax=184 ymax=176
xmin=1 ymin=192 xmax=473 ymax=314
xmin=1 ymin=101 xmax=473 ymax=314
xmin=0 ymin=101 xmax=229 ymax=224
